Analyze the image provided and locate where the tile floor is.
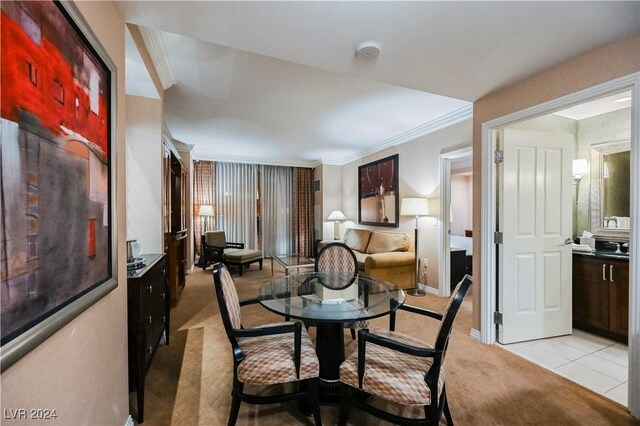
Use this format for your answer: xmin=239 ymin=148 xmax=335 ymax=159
xmin=499 ymin=329 xmax=629 ymax=406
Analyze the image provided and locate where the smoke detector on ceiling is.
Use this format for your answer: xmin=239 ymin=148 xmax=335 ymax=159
xmin=355 ymin=42 xmax=380 ymax=60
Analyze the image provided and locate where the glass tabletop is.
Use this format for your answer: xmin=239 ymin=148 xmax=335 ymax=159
xmin=274 ymin=253 xmax=315 ymax=268
xmin=258 ymin=272 xmax=405 ymax=322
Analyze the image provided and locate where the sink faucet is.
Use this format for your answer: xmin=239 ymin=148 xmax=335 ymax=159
xmin=614 ymin=243 xmax=622 ymax=254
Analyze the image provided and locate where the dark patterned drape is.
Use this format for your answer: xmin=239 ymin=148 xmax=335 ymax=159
xmin=193 ymin=161 xmax=215 ymax=257
xmin=292 ymin=167 xmax=315 ymax=257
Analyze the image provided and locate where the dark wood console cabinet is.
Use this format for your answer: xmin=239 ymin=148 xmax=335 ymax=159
xmin=163 ymin=143 xmax=187 ymax=307
xmin=572 ymin=254 xmax=628 ymax=343
xmin=127 ymin=254 xmax=170 ymax=423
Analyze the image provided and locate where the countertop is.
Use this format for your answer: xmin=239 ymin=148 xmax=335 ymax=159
xmin=572 ymin=250 xmax=630 ymax=261
xmin=127 ymin=253 xmax=165 ymax=278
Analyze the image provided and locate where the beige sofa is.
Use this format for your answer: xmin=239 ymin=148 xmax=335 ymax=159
xmin=341 ymin=228 xmax=415 ymax=289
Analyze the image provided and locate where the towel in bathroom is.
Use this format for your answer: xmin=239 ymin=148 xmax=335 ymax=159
xmin=572 ymin=243 xmax=594 ymax=253
xmin=613 ymin=216 xmax=630 ymax=229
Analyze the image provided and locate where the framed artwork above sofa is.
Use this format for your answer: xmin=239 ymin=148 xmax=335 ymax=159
xmin=358 ymin=154 xmax=399 ymax=227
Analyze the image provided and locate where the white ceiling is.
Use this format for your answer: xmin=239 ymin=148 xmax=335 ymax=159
xmin=554 ymin=91 xmax=632 ymax=120
xmin=124 ymin=26 xmax=160 ymax=100
xmin=117 ymin=1 xmax=640 ymax=166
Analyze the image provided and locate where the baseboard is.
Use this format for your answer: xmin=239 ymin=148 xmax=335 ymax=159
xmin=422 ymin=284 xmax=440 ymax=296
xmin=470 ymin=328 xmax=481 ymax=341
xmin=124 ymin=415 xmax=134 ymax=426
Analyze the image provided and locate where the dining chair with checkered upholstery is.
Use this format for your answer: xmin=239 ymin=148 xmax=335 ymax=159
xmin=212 ymin=263 xmax=322 ymax=426
xmin=337 ymin=275 xmax=473 ymax=426
xmin=315 ymin=242 xmax=366 ymax=339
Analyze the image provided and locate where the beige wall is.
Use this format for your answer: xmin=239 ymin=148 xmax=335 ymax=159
xmin=342 ymin=119 xmax=472 ymax=289
xmin=1 ymin=1 xmax=130 ymax=425
xmin=321 ymin=164 xmax=343 ymax=240
xmin=451 ymin=174 xmax=473 ymax=237
xmin=126 ymin=95 xmax=164 ymax=253
xmin=472 ymin=32 xmax=640 ymax=330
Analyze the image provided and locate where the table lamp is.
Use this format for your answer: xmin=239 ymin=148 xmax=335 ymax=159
xmin=327 ymin=210 xmax=347 ymax=240
xmin=400 ymin=198 xmax=430 ymax=296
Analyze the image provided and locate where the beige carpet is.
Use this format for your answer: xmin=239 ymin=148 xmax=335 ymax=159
xmin=137 ymin=263 xmax=638 ymax=425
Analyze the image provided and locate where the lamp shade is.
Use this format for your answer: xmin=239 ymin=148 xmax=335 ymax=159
xmin=572 ymin=159 xmax=589 ymax=176
xmin=198 ymin=205 xmax=214 ymax=216
xmin=400 ymin=198 xmax=430 ymax=217
xmin=327 ymin=210 xmax=347 ymax=221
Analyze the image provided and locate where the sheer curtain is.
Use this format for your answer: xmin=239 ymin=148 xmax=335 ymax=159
xmin=293 ymin=167 xmax=315 ymax=257
xmin=193 ymin=161 xmax=215 ymax=258
xmin=215 ymin=162 xmax=258 ymax=249
xmin=260 ymin=165 xmax=292 ymax=257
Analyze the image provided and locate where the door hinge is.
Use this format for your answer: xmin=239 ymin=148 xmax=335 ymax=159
xmin=494 ymin=231 xmax=503 ymax=244
xmin=494 ymin=149 xmax=504 ymax=163
xmin=494 ymin=311 xmax=503 ymax=325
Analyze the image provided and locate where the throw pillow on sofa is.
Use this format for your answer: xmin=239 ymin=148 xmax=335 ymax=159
xmin=366 ymin=231 xmax=410 ymax=254
xmin=343 ymin=228 xmax=372 ymax=253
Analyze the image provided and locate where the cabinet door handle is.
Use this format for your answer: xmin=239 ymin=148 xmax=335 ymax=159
xmin=146 ymin=284 xmax=153 ymax=293
xmin=147 ymin=315 xmax=152 ymax=324
xmin=610 ymin=265 xmax=614 ymax=283
xmin=602 ymin=264 xmax=607 ymax=281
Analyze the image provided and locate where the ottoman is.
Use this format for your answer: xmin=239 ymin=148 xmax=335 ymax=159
xmin=224 ymin=249 xmax=263 ymax=276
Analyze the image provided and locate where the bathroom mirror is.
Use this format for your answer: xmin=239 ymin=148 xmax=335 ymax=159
xmin=589 ymin=139 xmax=630 ymax=240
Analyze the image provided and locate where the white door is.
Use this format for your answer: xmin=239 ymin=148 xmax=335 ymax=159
xmin=498 ymin=129 xmax=574 ymax=344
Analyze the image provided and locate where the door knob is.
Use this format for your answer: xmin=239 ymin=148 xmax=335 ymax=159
xmin=564 ymin=238 xmax=573 ymax=245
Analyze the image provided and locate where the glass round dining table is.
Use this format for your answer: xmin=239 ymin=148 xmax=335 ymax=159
xmin=257 ymin=272 xmax=406 ymax=387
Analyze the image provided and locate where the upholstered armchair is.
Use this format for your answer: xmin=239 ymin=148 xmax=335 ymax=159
xmin=338 ymin=275 xmax=473 ymax=426
xmin=315 ymin=242 xmax=368 ymax=340
xmin=200 ymin=230 xmax=244 ymax=269
xmin=212 ymin=263 xmax=322 ymax=425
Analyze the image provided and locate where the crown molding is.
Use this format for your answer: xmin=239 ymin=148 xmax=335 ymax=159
xmin=139 ymin=26 xmax=175 ymax=90
xmin=195 ymin=152 xmax=320 ymax=169
xmin=326 ymin=104 xmax=473 ymax=165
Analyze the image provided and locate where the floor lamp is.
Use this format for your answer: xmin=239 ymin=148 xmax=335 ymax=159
xmin=199 ymin=204 xmax=214 ymax=232
xmin=401 ymin=198 xmax=430 ymax=296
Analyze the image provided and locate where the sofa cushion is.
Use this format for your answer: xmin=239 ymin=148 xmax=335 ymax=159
xmin=343 ymin=228 xmax=372 ymax=253
xmin=365 ymin=252 xmax=415 ymax=269
xmin=353 ymin=251 xmax=368 ymax=271
xmin=366 ymin=231 xmax=410 ymax=254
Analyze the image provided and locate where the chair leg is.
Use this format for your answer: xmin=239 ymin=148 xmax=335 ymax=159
xmin=259 ymin=259 xmax=263 ymax=270
xmin=309 ymin=378 xmax=322 ymax=426
xmin=350 ymin=327 xmax=356 ymax=340
xmin=228 ymin=380 xmax=243 ymax=426
xmin=238 ymin=264 xmax=243 ymax=276
xmin=444 ymin=396 xmax=454 ymax=426
xmin=338 ymin=383 xmax=351 ymax=426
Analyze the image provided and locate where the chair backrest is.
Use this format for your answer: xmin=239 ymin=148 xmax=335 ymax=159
xmin=205 ymin=230 xmax=227 ymax=248
xmin=212 ymin=263 xmax=242 ymax=344
xmin=434 ymin=275 xmax=473 ymax=357
xmin=315 ymin=242 xmax=358 ymax=274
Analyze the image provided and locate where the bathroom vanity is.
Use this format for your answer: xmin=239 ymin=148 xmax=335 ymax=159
xmin=572 ymin=250 xmax=628 ymax=343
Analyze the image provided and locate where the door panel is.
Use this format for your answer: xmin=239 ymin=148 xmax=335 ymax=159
xmin=498 ymin=128 xmax=574 ymax=344
xmin=543 ymin=252 xmax=561 ymax=309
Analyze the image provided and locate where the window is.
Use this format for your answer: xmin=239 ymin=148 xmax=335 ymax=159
xmin=27 ymin=62 xmax=37 ymax=86
xmin=53 ymin=80 xmax=64 ymax=104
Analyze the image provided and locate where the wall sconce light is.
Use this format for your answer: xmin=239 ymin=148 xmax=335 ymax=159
xmin=572 ymin=159 xmax=589 ymax=204
xmin=327 ymin=210 xmax=347 ymax=240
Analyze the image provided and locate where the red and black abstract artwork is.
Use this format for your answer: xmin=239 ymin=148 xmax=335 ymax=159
xmin=1 ymin=0 xmax=111 ymax=346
